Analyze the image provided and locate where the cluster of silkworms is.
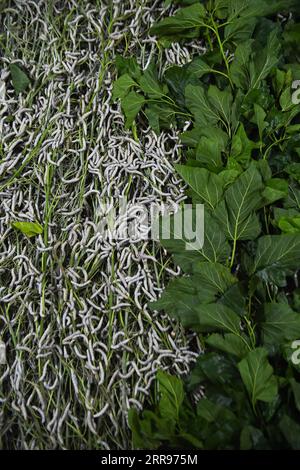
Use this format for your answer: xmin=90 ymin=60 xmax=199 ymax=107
xmin=0 ymin=0 xmax=200 ymax=449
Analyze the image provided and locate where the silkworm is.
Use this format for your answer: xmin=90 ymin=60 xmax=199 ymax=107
xmin=0 ymin=0 xmax=201 ymax=450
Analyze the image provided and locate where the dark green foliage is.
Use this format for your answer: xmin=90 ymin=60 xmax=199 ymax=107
xmin=113 ymin=0 xmax=300 ymax=450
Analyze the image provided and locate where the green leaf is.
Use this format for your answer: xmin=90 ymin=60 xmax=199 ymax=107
xmin=193 ymin=303 xmax=242 ymax=334
xmin=150 ymin=275 xmax=216 ymax=317
xmin=197 ymin=398 xmax=237 ymax=427
xmin=153 ymin=285 xmax=241 ymax=333
xmin=219 ymin=169 xmax=240 ymax=188
xmin=129 ymin=406 xmax=178 ymax=449
xmin=278 ymin=215 xmax=300 ymax=234
xmin=280 ymin=87 xmax=294 ymax=111
xmin=195 ymin=127 xmax=229 ymax=171
xmin=283 ymin=23 xmax=300 ymax=45
xmin=226 ymin=156 xmax=243 ymax=173
xmin=253 ymin=103 xmax=267 ymax=140
xmin=218 ymin=282 xmax=246 ymax=316
xmin=224 ymin=0 xmax=292 ymax=42
xmin=207 ymin=85 xmax=233 ymax=131
xmin=262 ymin=303 xmax=300 ymax=353
xmin=178 ymin=433 xmax=203 ymax=449
xmin=284 ymin=185 xmax=300 ymax=210
xmin=185 ymin=84 xmax=219 ymax=127
xmin=115 ymin=55 xmax=141 ymax=80
xmin=286 ymin=163 xmax=300 ymax=183
xmin=243 ymin=84 xmax=275 ymax=115
xmin=187 ymin=56 xmax=214 ymax=78
xmin=286 ymin=124 xmax=300 ymax=135
xmin=175 ymin=165 xmax=224 ymax=209
xmin=128 ymin=409 xmax=162 ymax=449
xmin=144 ymin=102 xmax=176 ymax=133
xmin=144 ymin=105 xmax=161 ymax=134
xmin=159 ymin=211 xmax=230 ymax=273
xmin=250 ymin=30 xmax=281 ymax=90
xmin=112 ymin=74 xmax=137 ymax=100
xmin=164 ymin=64 xmax=198 ymax=108
xmin=231 ymin=122 xmax=259 ymax=165
xmin=189 ymin=352 xmax=238 ymax=387
xmin=240 ymin=425 xmax=269 ymax=450
xmin=251 ymin=234 xmax=300 ymax=277
xmin=229 ymin=40 xmax=253 ymax=89
xmin=150 ymin=4 xmax=206 ymax=39
xmin=273 ymin=68 xmax=287 ymax=96
xmin=238 ymin=347 xmax=278 ymax=407
xmin=225 ymin=12 xmax=257 ymax=43
xmin=139 ymin=64 xmax=165 ymax=98
xmin=274 ymin=208 xmax=299 ymax=223
xmin=121 ymin=91 xmax=145 ymax=128
xmin=290 ymin=378 xmax=300 ymax=412
xmin=9 ymin=63 xmax=30 ymax=93
xmin=214 ymin=165 xmax=263 ymax=241
xmin=206 ymin=333 xmax=250 ymax=359
xmin=151 ymin=260 xmax=237 ymax=321
xmin=12 ymin=221 xmax=43 ymax=238
xmin=279 ymin=415 xmax=300 ymax=449
xmin=197 ymin=400 xmax=240 ymax=449
xmin=255 ymin=159 xmax=272 ymax=182
xmin=191 ymin=261 xmax=237 ymax=294
xmin=262 ymin=178 xmax=289 ymax=205
xmin=157 ymin=370 xmax=184 ymax=421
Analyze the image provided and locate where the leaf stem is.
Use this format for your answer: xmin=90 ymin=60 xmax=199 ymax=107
xmin=230 ymin=237 xmax=237 ymax=268
xmin=211 ymin=17 xmax=234 ymax=89
xmin=262 ymin=136 xmax=291 ymax=160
